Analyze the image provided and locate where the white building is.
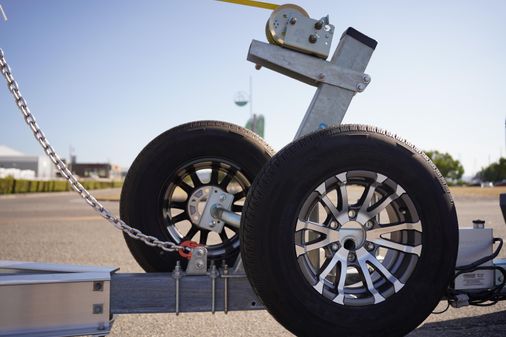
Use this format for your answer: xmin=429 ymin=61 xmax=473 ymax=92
xmin=0 ymin=145 xmax=55 ymax=179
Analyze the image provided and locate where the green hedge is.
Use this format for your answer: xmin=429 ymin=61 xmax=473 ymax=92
xmin=0 ymin=178 xmax=123 ymax=195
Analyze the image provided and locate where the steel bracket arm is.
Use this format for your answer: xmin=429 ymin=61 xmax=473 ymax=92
xmin=248 ymin=40 xmax=371 ymax=93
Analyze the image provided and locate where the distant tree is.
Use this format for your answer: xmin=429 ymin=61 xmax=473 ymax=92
xmin=425 ymin=150 xmax=464 ymax=181
xmin=475 ymin=158 xmax=506 ymax=182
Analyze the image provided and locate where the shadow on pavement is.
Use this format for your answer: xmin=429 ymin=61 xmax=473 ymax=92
xmin=409 ymin=311 xmax=506 ymax=336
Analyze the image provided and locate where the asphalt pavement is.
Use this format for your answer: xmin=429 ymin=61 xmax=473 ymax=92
xmin=1 ymin=188 xmax=505 ymax=336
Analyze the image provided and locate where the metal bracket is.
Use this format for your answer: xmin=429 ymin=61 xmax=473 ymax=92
xmin=186 ymin=246 xmax=208 ymax=275
xmin=196 ymin=186 xmax=234 ymax=232
xmin=248 ymin=39 xmax=370 ymax=92
xmin=248 ymin=27 xmax=377 ymax=139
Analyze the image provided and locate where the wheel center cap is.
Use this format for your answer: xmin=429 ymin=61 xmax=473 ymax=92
xmin=339 ymin=221 xmax=366 ymax=250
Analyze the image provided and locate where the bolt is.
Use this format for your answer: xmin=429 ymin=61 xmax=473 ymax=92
xmin=365 ymin=221 xmax=374 ymax=230
xmin=195 ymin=248 xmax=205 ymax=257
xmin=314 ymin=20 xmax=324 ymax=30
xmin=93 ymin=281 xmax=103 ymax=292
xmin=318 ymin=73 xmax=325 ymax=80
xmin=356 ymin=83 xmax=366 ymax=92
xmin=347 ymin=252 xmax=356 ymax=262
xmin=308 ymin=34 xmax=318 ymax=44
xmin=348 ymin=210 xmax=356 ymax=219
xmin=209 ymin=220 xmax=217 ymax=228
xmin=196 ymin=261 xmax=205 ymax=269
xmin=330 ymin=221 xmax=338 ymax=229
xmin=331 ymin=243 xmax=339 ymax=251
xmin=289 ymin=17 xmax=297 ymax=25
xmin=219 ymin=194 xmax=226 ymax=202
xmin=363 ymin=75 xmax=371 ymax=84
xmin=366 ymin=242 xmax=375 ymax=251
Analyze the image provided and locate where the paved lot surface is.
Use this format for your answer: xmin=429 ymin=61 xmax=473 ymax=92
xmin=1 ymin=188 xmax=505 ymax=336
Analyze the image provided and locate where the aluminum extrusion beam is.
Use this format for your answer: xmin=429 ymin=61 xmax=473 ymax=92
xmin=110 ymin=273 xmax=264 ymax=314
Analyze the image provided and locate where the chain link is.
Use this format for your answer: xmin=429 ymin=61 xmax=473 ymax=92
xmin=0 ymin=49 xmax=184 ymax=252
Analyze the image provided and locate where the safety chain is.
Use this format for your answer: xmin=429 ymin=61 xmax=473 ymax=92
xmin=0 ymin=49 xmax=184 ymax=252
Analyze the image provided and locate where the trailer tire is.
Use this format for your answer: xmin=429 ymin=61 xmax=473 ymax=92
xmin=121 ymin=120 xmax=273 ymax=272
xmin=241 ymin=124 xmax=458 ymax=337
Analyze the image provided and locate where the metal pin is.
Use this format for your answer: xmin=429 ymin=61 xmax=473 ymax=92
xmin=173 ymin=261 xmax=182 ymax=315
xmin=210 ymin=264 xmax=218 ymax=314
xmin=0 ymin=5 xmax=7 ymax=22
xmin=223 ymin=263 xmax=229 ymax=314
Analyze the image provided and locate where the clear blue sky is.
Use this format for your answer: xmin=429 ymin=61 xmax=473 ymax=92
xmin=0 ymin=0 xmax=505 ymax=176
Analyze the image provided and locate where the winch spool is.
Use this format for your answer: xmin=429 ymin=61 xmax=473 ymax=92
xmin=266 ymin=4 xmax=335 ymax=59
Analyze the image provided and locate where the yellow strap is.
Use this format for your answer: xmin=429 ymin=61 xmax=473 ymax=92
xmin=216 ymin=0 xmax=279 ymax=11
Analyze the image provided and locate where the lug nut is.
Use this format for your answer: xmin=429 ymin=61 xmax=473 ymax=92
xmin=366 ymin=242 xmax=375 ymax=251
xmin=330 ymin=221 xmax=338 ymax=229
xmin=365 ymin=221 xmax=374 ymax=230
xmin=331 ymin=243 xmax=339 ymax=251
xmin=347 ymin=253 xmax=356 ymax=262
xmin=348 ymin=210 xmax=356 ymax=219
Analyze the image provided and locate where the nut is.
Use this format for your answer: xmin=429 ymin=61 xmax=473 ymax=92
xmin=365 ymin=221 xmax=374 ymax=230
xmin=308 ymin=34 xmax=318 ymax=44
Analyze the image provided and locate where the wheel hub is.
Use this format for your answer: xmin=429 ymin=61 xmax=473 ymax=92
xmin=187 ymin=185 xmax=234 ymax=233
xmin=339 ymin=220 xmax=366 ymax=250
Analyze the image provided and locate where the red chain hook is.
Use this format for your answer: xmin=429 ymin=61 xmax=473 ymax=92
xmin=178 ymin=241 xmax=200 ymax=260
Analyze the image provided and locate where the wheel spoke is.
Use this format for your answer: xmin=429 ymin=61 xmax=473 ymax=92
xmin=336 ymin=172 xmax=349 ymax=213
xmin=199 ymin=229 xmax=209 ymax=245
xmin=357 ymin=182 xmax=405 ymax=224
xmin=233 ymin=190 xmax=246 ymax=202
xmin=296 ymin=238 xmax=330 ymax=257
xmin=178 ymin=181 xmax=193 ymax=195
xmin=357 ymin=174 xmax=386 ymax=209
xmin=219 ymin=167 xmax=237 ymax=189
xmin=320 ymin=195 xmax=340 ymax=220
xmin=296 ymin=220 xmax=340 ymax=257
xmin=295 ymin=219 xmax=330 ymax=235
xmin=170 ymin=201 xmax=186 ymax=210
xmin=313 ymin=252 xmax=340 ymax=293
xmin=172 ymin=212 xmax=188 ymax=224
xmin=189 ymin=171 xmax=202 ymax=188
xmin=357 ymin=256 xmax=385 ymax=304
xmin=367 ymin=221 xmax=422 ymax=240
xmin=372 ymin=238 xmax=422 ymax=256
xmin=332 ymin=248 xmax=349 ymax=304
xmin=219 ymin=231 xmax=229 ymax=243
xmin=357 ymin=248 xmax=404 ymax=292
xmin=182 ymin=226 xmax=199 ymax=241
xmin=232 ymin=204 xmax=243 ymax=213
xmin=210 ymin=163 xmax=220 ymax=185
